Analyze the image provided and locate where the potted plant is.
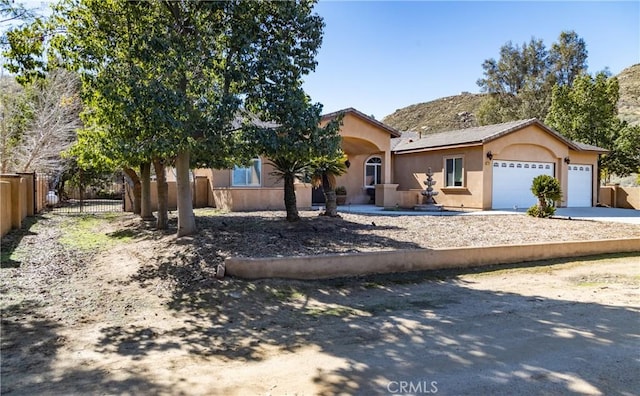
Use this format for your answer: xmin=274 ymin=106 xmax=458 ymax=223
xmin=335 ymin=186 xmax=347 ymax=205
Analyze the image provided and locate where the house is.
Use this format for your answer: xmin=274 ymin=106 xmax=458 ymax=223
xmin=184 ymin=110 xmax=606 ymax=211
xmin=390 ymin=118 xmax=606 ymax=209
xmin=195 ymin=108 xmax=401 ymax=211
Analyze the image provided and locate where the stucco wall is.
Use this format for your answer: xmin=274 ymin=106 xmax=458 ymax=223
xmin=1 ymin=181 xmax=12 ymax=237
xmin=600 ymin=185 xmax=640 ymax=209
xmin=212 ymin=184 xmax=312 ymax=211
xmin=0 ymin=175 xmax=28 ymax=237
xmin=393 ymin=124 xmax=601 ymax=209
xmin=393 ymin=146 xmax=485 ymax=209
xmin=225 ymin=238 xmax=640 ymax=280
xmin=192 ymin=111 xmax=396 ymax=211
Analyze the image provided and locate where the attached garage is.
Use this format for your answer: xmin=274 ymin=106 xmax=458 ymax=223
xmin=391 ymin=119 xmax=606 ymax=210
xmin=567 ymin=164 xmax=593 ymax=207
xmin=492 ymin=160 xmax=555 ymax=209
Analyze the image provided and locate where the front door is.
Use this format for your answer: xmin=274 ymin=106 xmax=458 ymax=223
xmin=312 ymin=186 xmax=325 ymax=204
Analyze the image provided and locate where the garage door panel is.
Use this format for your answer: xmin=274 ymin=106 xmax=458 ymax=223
xmin=567 ymin=164 xmax=592 ymax=207
xmin=492 ymin=160 xmax=554 ymax=209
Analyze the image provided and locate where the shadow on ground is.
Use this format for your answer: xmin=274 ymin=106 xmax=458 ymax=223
xmin=0 ymin=216 xmax=42 ymax=268
xmin=3 ymin=210 xmax=638 ymax=395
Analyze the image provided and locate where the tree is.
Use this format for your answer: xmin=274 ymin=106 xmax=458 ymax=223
xmin=550 ymin=31 xmax=588 ymax=87
xmin=527 ymin=174 xmax=562 ymax=218
xmin=252 ymin=88 xmax=342 ymax=222
xmin=310 ymin=153 xmax=348 ymax=218
xmin=0 ymin=69 xmax=81 ymax=173
xmin=545 ymin=72 xmax=638 ymax=189
xmin=42 ymin=0 xmax=326 ymax=236
xmin=1 ymin=0 xmax=34 ymax=24
xmin=477 ymin=31 xmax=588 ymax=124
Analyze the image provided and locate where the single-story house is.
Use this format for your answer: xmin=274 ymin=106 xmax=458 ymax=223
xmin=185 ymin=108 xmax=606 ymax=211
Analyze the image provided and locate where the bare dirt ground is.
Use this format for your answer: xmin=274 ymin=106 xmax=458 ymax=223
xmin=1 ymin=210 xmax=639 ymax=395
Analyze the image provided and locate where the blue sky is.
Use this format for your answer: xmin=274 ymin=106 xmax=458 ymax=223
xmin=303 ymin=1 xmax=640 ymax=119
xmin=5 ymin=1 xmax=639 ymax=120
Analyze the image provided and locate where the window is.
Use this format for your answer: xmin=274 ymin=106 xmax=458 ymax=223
xmin=232 ymin=158 xmax=261 ymax=186
xmin=445 ymin=157 xmax=463 ymax=187
xmin=365 ymin=156 xmax=382 ymax=187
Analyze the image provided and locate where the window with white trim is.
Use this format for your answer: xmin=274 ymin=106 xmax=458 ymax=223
xmin=445 ymin=157 xmax=463 ymax=187
xmin=232 ymin=158 xmax=261 ymax=186
xmin=365 ymin=156 xmax=382 ymax=187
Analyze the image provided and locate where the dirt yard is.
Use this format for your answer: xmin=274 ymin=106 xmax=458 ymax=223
xmin=1 ymin=210 xmax=639 ymax=395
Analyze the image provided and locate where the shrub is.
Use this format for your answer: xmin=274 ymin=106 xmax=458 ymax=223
xmin=528 ymin=175 xmax=562 ymax=218
xmin=335 ymin=186 xmax=347 ymax=195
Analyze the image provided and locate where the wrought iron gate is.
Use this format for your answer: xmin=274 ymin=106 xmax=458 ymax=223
xmin=39 ymin=172 xmax=125 ymax=213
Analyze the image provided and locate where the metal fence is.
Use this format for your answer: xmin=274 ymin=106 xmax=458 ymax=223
xmin=39 ymin=173 xmax=125 ymax=214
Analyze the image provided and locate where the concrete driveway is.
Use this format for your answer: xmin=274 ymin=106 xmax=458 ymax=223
xmin=554 ymin=207 xmax=640 ymax=224
xmin=336 ymin=205 xmax=640 ymax=224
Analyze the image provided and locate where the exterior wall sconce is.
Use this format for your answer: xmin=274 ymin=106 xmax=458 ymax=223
xmin=345 ymin=159 xmax=351 ymax=168
xmin=486 ymin=151 xmax=493 ymax=160
xmin=564 ymin=157 xmax=571 ymax=164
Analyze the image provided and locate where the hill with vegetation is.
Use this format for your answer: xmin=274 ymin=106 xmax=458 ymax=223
xmin=617 ymin=63 xmax=640 ymax=126
xmin=383 ymin=64 xmax=640 ymax=133
xmin=382 ymin=92 xmax=487 ymax=134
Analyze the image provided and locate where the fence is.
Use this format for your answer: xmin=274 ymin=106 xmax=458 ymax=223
xmin=1 ymin=172 xmax=126 ymax=238
xmin=599 ymin=185 xmax=640 ymax=209
xmin=39 ymin=173 xmax=125 ymax=214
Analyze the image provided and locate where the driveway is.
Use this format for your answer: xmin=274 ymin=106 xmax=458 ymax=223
xmin=555 ymin=207 xmax=640 ymax=224
xmin=337 ymin=205 xmax=640 ymax=224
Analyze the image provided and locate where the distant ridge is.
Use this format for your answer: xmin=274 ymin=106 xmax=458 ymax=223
xmin=617 ymin=63 xmax=640 ymax=126
xmin=383 ymin=64 xmax=640 ymax=133
xmin=382 ymin=92 xmax=486 ymax=135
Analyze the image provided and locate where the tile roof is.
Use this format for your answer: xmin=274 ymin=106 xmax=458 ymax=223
xmin=391 ymin=118 xmax=607 ymax=153
xmin=322 ymin=107 xmax=402 ymax=138
xmin=572 ymin=141 xmax=609 ymax=153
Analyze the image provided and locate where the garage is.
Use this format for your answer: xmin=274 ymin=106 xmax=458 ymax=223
xmin=567 ymin=164 xmax=593 ymax=207
xmin=492 ymin=160 xmax=555 ymax=209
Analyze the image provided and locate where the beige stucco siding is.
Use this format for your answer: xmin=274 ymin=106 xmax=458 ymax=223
xmin=393 ymin=124 xmax=602 ymax=209
xmin=322 ymin=112 xmax=395 ymax=205
xmin=393 ymin=146 xmax=485 ymax=208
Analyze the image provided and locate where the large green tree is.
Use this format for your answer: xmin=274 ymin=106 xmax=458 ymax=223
xmin=477 ymin=31 xmax=588 ymax=124
xmin=545 ymin=72 xmax=639 ymax=187
xmin=8 ymin=0 xmax=326 ymax=236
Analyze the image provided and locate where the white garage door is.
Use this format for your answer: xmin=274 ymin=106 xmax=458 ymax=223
xmin=567 ymin=164 xmax=592 ymax=207
xmin=492 ymin=160 xmax=555 ymax=209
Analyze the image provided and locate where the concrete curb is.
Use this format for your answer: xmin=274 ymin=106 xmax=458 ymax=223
xmin=225 ymin=238 xmax=640 ymax=280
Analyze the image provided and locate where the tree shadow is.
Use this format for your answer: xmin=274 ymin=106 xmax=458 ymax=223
xmin=1 ymin=301 xmax=173 ymax=395
xmin=1 ymin=216 xmax=42 ymax=268
xmin=118 ymin=231 xmax=639 ymax=395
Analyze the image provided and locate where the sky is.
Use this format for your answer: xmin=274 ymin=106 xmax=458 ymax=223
xmin=302 ymin=1 xmax=640 ymax=119
xmin=4 ymin=1 xmax=640 ymax=120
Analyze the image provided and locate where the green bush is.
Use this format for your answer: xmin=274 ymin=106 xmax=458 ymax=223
xmin=528 ymin=175 xmax=562 ymax=218
xmin=526 ymin=204 xmax=556 ymax=217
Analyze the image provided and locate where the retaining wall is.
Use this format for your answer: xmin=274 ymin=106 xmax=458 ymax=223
xmin=225 ymin=238 xmax=640 ymax=280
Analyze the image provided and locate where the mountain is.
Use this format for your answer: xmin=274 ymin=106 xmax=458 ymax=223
xmin=617 ymin=63 xmax=640 ymax=126
xmin=383 ymin=64 xmax=640 ymax=132
xmin=382 ymin=92 xmax=487 ymax=134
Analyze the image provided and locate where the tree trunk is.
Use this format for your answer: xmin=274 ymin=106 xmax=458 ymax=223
xmin=322 ymin=173 xmax=339 ymax=217
xmin=153 ymin=158 xmax=168 ymax=230
xmin=123 ymin=167 xmax=141 ymax=215
xmin=176 ymin=149 xmax=196 ymax=236
xmin=140 ymin=162 xmax=155 ymax=220
xmin=284 ymin=173 xmax=299 ymax=222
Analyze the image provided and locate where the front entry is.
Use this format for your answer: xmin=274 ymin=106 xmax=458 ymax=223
xmin=312 ymin=186 xmax=325 ymax=204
